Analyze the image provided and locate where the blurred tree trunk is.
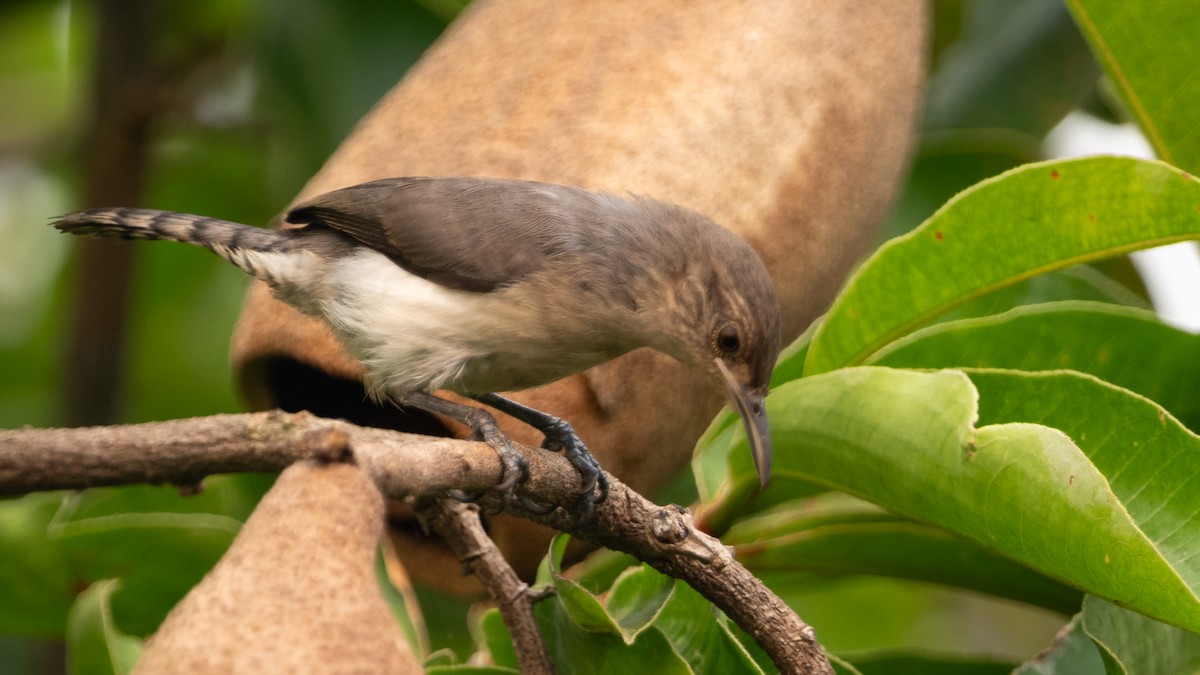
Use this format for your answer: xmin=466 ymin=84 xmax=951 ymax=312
xmin=62 ymin=0 xmax=158 ymax=426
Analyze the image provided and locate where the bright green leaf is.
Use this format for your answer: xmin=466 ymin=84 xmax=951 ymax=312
xmin=871 ymin=301 xmax=1200 ymax=430
xmin=1066 ymin=0 xmax=1200 ymax=173
xmin=769 ymin=317 xmax=819 ymax=389
xmin=555 ymin=582 xmax=619 ymax=636
xmin=968 ymin=369 xmax=1200 ymax=610
xmin=699 ymin=367 xmax=1200 ymax=633
xmin=771 ymin=265 xmax=1141 ymax=392
xmin=65 ymin=580 xmax=142 ymax=675
xmin=727 ymin=498 xmax=1080 ymax=614
xmin=804 ymin=156 xmax=1200 ymax=376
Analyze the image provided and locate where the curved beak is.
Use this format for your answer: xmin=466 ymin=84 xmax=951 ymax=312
xmin=715 ymin=359 xmax=773 ymax=488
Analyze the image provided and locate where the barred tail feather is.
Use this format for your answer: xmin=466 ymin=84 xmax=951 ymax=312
xmin=53 ymin=208 xmax=285 ymax=249
xmin=52 ymin=208 xmax=303 ymax=283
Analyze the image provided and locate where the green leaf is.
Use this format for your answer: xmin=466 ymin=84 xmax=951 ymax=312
xmin=771 ymin=267 xmax=1140 ymax=393
xmin=541 ymin=535 xmax=622 ymax=637
xmin=694 ymin=408 xmax=754 ymax=507
xmin=536 ymin=533 xmax=570 ymax=587
xmin=0 ymin=494 xmax=74 ymax=636
xmin=699 ymin=367 xmax=1200 ymax=632
xmin=530 ymin=538 xmax=692 ymax=672
xmin=567 ymin=548 xmax=640 ymax=595
xmin=414 ymin=584 xmax=476 ymax=661
xmin=924 ymin=0 xmax=1100 ymax=138
xmin=1081 ymin=595 xmax=1200 ymax=675
xmin=65 ymin=580 xmax=142 ymax=675
xmin=474 ymin=608 xmax=518 ymax=671
xmin=653 ymin=579 xmax=763 ymax=674
xmin=884 ymin=0 xmax=1104 ymax=240
xmin=803 ymin=156 xmax=1200 ymax=376
xmin=968 ymin=369 xmax=1200 ymax=617
xmin=726 ymin=497 xmax=1080 ymax=614
xmin=604 ymin=565 xmax=675 ymax=641
xmin=870 ymin=301 xmax=1200 ymax=430
xmin=376 ymin=551 xmax=428 ymax=660
xmin=933 ymin=265 xmax=1148 ymax=322
xmin=1066 ymin=0 xmax=1200 ymax=173
xmin=533 ymin=596 xmax=691 ymax=675
xmin=1013 ymin=615 xmax=1105 ymax=675
xmin=50 ymin=487 xmax=243 ymax=636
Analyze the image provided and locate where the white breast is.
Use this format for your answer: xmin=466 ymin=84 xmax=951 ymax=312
xmin=315 ymin=250 xmax=630 ymax=398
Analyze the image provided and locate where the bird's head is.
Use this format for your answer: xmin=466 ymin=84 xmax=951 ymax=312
xmin=650 ymin=215 xmax=782 ymax=488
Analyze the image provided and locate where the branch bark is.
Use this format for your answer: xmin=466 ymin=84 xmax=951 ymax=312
xmin=0 ymin=412 xmax=831 ymax=673
xmin=420 ymin=499 xmax=553 ymax=675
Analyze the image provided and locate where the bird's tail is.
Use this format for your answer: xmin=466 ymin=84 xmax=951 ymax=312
xmin=53 ymin=208 xmax=296 ymax=279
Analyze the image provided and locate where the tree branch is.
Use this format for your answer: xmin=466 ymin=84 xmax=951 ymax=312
xmin=420 ymin=499 xmax=553 ymax=675
xmin=0 ymin=411 xmax=831 ymax=673
xmin=0 ymin=411 xmax=498 ymax=496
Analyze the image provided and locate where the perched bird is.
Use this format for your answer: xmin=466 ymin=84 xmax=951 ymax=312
xmin=53 ymin=177 xmax=781 ymax=507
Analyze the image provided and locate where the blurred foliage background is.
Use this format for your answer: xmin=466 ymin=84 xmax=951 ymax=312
xmin=1 ymin=0 xmax=1195 ymax=672
xmin=0 ymin=1 xmax=459 ymax=670
xmin=0 ymin=0 xmax=457 ymax=430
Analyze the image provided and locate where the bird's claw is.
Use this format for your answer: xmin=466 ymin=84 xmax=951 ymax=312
xmin=493 ymin=441 xmax=530 ymax=495
xmin=542 ymin=419 xmax=608 ymax=510
xmin=450 ymin=406 xmax=531 ymax=505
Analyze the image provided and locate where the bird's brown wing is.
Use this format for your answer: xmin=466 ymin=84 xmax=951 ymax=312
xmin=285 ymin=177 xmax=603 ymax=292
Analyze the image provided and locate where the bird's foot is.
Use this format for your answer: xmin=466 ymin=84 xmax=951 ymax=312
xmin=460 ymin=392 xmax=609 ymax=515
xmin=538 ymin=417 xmax=609 ymax=508
xmin=396 ymin=392 xmax=529 ymax=503
xmin=458 ymin=405 xmax=530 ymax=500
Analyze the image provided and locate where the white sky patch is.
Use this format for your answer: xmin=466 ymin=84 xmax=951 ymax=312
xmin=1044 ymin=111 xmax=1200 ymax=333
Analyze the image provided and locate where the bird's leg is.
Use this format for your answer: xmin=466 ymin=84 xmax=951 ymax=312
xmin=394 ymin=391 xmax=529 ymax=498
xmin=467 ymin=393 xmax=609 ymax=506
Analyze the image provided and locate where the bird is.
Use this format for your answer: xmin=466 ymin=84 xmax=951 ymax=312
xmin=52 ymin=177 xmax=782 ymax=509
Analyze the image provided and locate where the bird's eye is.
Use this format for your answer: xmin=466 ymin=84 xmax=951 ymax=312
xmin=716 ymin=325 xmax=741 ymax=353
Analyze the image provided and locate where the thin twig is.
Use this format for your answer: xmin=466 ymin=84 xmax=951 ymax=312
xmin=421 ymin=499 xmax=553 ymax=674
